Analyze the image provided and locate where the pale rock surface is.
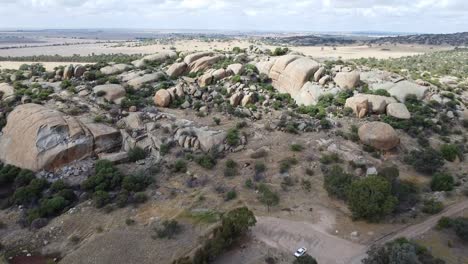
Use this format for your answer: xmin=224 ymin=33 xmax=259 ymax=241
xmin=127 ymin=72 xmax=165 ymax=89
xmin=154 ymin=89 xmax=171 ymax=107
xmin=334 ymin=71 xmax=360 ymax=89
xmin=387 ymin=103 xmax=411 ymax=119
xmin=227 ymin=63 xmax=244 ymax=75
xmin=93 ymin=84 xmax=126 ymax=104
xmin=345 ymin=96 xmax=369 ymax=118
xmin=100 ymin=64 xmax=130 ymax=75
xmin=132 ymin=51 xmax=177 ymax=68
xmin=0 ymin=83 xmax=15 ymax=102
xmin=0 ymin=104 xmax=120 ymax=171
xmin=358 ymin=122 xmax=400 ymax=150
xmin=166 ymin=62 xmax=187 ymax=78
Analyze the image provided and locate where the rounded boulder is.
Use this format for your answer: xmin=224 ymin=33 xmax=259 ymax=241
xmin=154 ymin=89 xmax=172 ymax=107
xmin=358 ymin=122 xmax=399 ymax=150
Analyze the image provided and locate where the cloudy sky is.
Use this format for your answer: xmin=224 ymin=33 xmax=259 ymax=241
xmin=0 ymin=0 xmax=466 ymax=33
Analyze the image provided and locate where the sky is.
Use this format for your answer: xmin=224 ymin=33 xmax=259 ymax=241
xmin=0 ymin=0 xmax=467 ymax=33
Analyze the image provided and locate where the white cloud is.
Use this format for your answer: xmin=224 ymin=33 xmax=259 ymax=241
xmin=0 ymin=0 xmax=466 ymax=33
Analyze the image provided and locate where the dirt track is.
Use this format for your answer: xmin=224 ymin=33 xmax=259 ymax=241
xmin=253 ymin=199 xmax=468 ymax=264
xmin=252 ymin=217 xmax=366 ymax=264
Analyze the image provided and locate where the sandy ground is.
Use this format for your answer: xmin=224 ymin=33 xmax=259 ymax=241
xmin=0 ymin=39 xmax=451 ymax=63
xmin=252 ymin=216 xmax=366 ymax=264
xmin=0 ymin=61 xmax=94 ymax=71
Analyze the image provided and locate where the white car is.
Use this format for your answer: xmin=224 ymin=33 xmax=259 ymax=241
xmin=294 ymin=247 xmax=307 ymax=257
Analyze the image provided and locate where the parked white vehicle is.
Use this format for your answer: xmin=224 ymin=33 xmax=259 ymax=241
xmin=294 ymin=247 xmax=307 ymax=257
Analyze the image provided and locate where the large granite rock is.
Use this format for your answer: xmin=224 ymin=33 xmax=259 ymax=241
xmin=154 ymin=89 xmax=172 ymax=107
xmin=0 ymin=83 xmax=15 ymax=102
xmin=387 ymin=103 xmax=411 ymax=119
xmin=63 ymin=65 xmax=74 ymax=80
xmin=100 ymin=64 xmax=130 ymax=75
xmin=184 ymin=51 xmax=213 ymax=65
xmin=74 ymin=65 xmax=86 ymax=78
xmin=260 ymin=55 xmax=323 ymax=106
xmin=0 ymin=104 xmax=121 ymax=171
xmin=334 ymin=71 xmax=360 ymax=89
xmin=358 ymin=122 xmax=399 ymax=150
xmin=352 ymin=94 xmax=397 ymax=114
xmin=188 ymin=55 xmax=224 ymax=73
xmin=166 ymin=62 xmax=187 ymax=78
xmin=132 ymin=51 xmax=177 ymax=68
xmin=294 ymin=82 xmax=340 ymax=106
xmin=371 ymin=80 xmax=429 ymax=102
xmin=345 ymin=96 xmax=369 ymax=118
xmin=127 ymin=72 xmax=165 ymax=89
xmin=93 ymin=84 xmax=126 ymax=104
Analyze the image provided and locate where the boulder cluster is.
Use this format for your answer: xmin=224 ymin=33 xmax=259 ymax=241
xmin=0 ymin=104 xmax=121 ymax=171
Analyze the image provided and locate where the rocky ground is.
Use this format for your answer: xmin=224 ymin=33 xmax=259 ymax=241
xmin=0 ymin=44 xmax=467 ymax=264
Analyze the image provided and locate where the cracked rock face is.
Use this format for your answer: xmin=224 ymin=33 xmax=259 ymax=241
xmin=0 ymin=104 xmax=121 ymax=171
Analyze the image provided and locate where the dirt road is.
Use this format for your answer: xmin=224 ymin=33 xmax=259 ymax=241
xmin=252 ymin=217 xmax=366 ymax=264
xmin=253 ymin=199 xmax=468 ymax=264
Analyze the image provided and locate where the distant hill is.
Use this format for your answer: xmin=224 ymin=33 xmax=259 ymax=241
xmin=368 ymin=32 xmax=468 ymax=46
xmin=262 ymin=35 xmax=357 ymax=46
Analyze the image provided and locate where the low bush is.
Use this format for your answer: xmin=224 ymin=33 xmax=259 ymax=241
xmin=347 ymin=175 xmax=397 ymax=221
xmin=323 ymin=165 xmax=354 ymax=200
xmin=404 ymin=148 xmax=444 ymax=174
xmin=422 ymin=199 xmax=444 ymax=214
xmin=440 ymin=144 xmax=461 ymax=162
xmin=224 ymin=159 xmax=238 ymax=177
xmin=431 ymin=173 xmax=454 ymax=192
xmin=156 ymin=220 xmax=182 ymax=239
xmin=128 ymin=147 xmax=146 ymax=162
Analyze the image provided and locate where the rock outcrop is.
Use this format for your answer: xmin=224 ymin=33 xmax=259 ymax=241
xmin=93 ymin=84 xmax=126 ymax=104
xmin=0 ymin=83 xmax=15 ymax=102
xmin=258 ymin=55 xmax=326 ymax=106
xmin=127 ymin=72 xmax=165 ymax=89
xmin=166 ymin=62 xmax=188 ymax=78
xmin=100 ymin=64 xmax=130 ymax=75
xmin=132 ymin=51 xmax=177 ymax=68
xmin=154 ymin=89 xmax=172 ymax=107
xmin=0 ymin=104 xmax=121 ymax=171
xmin=386 ymin=103 xmax=411 ymax=119
xmin=334 ymin=71 xmax=360 ymax=89
xmin=345 ymin=96 xmax=369 ymax=118
xmin=358 ymin=122 xmax=400 ymax=150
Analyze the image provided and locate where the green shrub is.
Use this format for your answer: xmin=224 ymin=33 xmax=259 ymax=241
xmin=363 ymin=237 xmax=444 ymax=264
xmin=272 ymin=47 xmax=288 ymax=56
xmin=440 ymin=144 xmax=461 ymax=162
xmin=323 ymin=165 xmax=354 ymax=200
xmin=293 ymin=255 xmax=317 ymax=264
xmin=452 ymin=218 xmax=468 ymax=241
xmin=93 ymin=191 xmax=110 ymax=208
xmin=82 ymin=160 xmax=122 ymax=192
xmin=437 ymin=217 xmax=453 ymax=229
xmin=431 ymin=173 xmax=454 ymax=191
xmin=255 ymin=162 xmax=266 ymax=173
xmin=422 ymin=199 xmax=444 ymax=214
xmin=290 ymin=144 xmax=304 ymax=152
xmin=320 ymin=153 xmax=341 ymax=164
xmin=133 ymin=192 xmax=148 ymax=204
xmin=156 ymin=220 xmax=182 ymax=239
xmin=257 ymin=184 xmax=279 ymax=211
xmin=224 ymin=159 xmax=238 ymax=177
xmin=225 ymin=190 xmax=237 ymax=201
xmin=226 ymin=128 xmax=240 ymax=146
xmin=404 ymin=148 xmax=444 ymax=174
xmin=279 ymin=157 xmax=298 ymax=173
xmin=122 ymin=174 xmax=152 ymax=192
xmin=128 ymin=147 xmax=146 ymax=162
xmin=347 ymin=175 xmax=397 ymax=221
xmin=195 ymin=154 xmax=217 ymax=169
xmin=173 ymin=159 xmax=188 ymax=173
